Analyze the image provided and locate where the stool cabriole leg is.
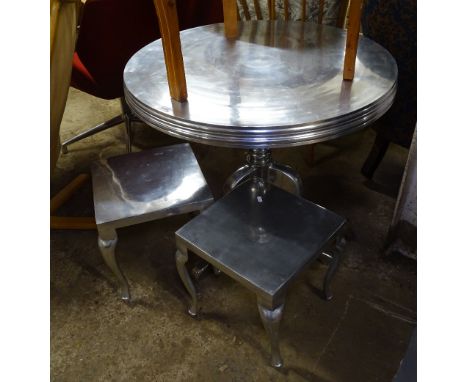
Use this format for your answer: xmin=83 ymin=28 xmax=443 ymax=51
xmin=257 ymin=300 xmax=285 ymax=368
xmin=98 ymin=229 xmax=131 ymax=302
xmin=323 ymin=235 xmax=346 ymax=301
xmin=175 ymin=249 xmax=198 ymax=316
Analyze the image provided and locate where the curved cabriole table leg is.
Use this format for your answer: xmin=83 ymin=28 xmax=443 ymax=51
xmin=175 ymin=249 xmax=198 ymax=316
xmin=97 ymin=228 xmax=131 ymax=302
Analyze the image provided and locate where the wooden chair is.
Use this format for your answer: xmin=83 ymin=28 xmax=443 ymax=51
xmin=152 ymin=0 xmax=363 ymax=104
xmin=51 ymin=0 xmax=96 ymax=229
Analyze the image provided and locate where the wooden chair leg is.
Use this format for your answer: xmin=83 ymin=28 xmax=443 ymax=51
xmin=361 ymin=133 xmax=390 ymax=179
xmin=51 ymin=173 xmax=96 ymax=230
xmin=51 ymin=173 xmax=89 ymax=214
xmin=51 ymin=216 xmax=96 ymax=230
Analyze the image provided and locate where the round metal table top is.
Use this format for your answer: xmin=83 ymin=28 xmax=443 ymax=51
xmin=124 ymin=21 xmax=397 ymax=148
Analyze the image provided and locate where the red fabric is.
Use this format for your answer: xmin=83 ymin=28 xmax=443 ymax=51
xmin=71 ymin=52 xmax=98 ymax=96
xmin=71 ymin=0 xmax=223 ymax=100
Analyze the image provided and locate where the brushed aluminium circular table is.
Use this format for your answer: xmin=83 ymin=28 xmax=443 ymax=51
xmin=124 ymin=20 xmax=397 ymax=193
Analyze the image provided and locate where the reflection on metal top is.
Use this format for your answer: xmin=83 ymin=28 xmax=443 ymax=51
xmin=124 ymin=21 xmax=397 ymax=148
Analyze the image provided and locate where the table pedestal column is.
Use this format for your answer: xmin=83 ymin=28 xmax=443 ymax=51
xmin=223 ymin=148 xmax=303 ymax=195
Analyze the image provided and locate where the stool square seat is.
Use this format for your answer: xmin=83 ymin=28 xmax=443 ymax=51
xmin=92 ymin=143 xmax=213 ymax=227
xmin=91 ymin=143 xmax=213 ymax=302
xmin=176 ymin=181 xmax=346 ymax=306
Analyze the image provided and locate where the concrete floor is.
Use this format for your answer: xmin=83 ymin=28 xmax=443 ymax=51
xmin=51 ymin=88 xmax=416 ymax=382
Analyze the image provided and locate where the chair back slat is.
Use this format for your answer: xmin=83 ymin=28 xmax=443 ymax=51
xmin=239 ymin=0 xmax=251 ymax=20
xmin=284 ymin=0 xmax=290 ymax=20
xmin=268 ymin=0 xmax=276 ymax=20
xmin=336 ymin=0 xmax=349 ymax=28
xmin=153 ymin=0 xmax=187 ymax=101
xmin=318 ymin=0 xmax=324 ymax=24
xmin=253 ymin=0 xmax=263 ymax=19
xmin=301 ymin=0 xmax=307 ymax=21
xmin=237 ymin=3 xmax=242 ymax=20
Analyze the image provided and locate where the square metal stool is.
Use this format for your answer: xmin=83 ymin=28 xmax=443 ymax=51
xmin=91 ymin=143 xmax=213 ymax=302
xmin=175 ymin=180 xmax=346 ymax=368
